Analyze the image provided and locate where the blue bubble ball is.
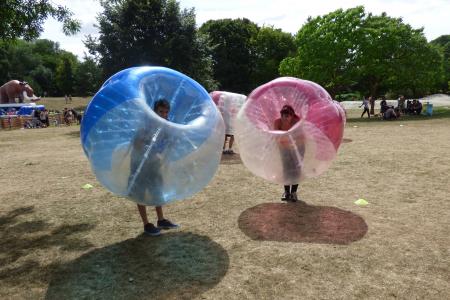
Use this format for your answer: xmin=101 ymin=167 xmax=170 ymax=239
xmin=81 ymin=67 xmax=225 ymax=206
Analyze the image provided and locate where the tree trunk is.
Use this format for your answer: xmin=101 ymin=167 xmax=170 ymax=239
xmin=369 ymin=81 xmax=379 ymax=115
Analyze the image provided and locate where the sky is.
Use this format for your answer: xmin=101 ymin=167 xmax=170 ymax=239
xmin=40 ymin=0 xmax=450 ymax=59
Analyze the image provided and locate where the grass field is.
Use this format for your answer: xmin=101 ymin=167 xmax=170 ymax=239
xmin=0 ymin=108 xmax=449 ymax=299
xmin=36 ymin=97 xmax=92 ymax=112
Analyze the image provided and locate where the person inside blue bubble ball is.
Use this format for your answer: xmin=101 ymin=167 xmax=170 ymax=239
xmin=129 ymin=99 xmax=179 ymax=236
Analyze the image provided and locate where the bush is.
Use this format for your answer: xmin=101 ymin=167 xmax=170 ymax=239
xmin=335 ymin=92 xmax=362 ymax=101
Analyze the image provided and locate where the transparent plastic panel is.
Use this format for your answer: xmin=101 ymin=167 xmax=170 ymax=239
xmin=210 ymin=91 xmax=247 ymax=135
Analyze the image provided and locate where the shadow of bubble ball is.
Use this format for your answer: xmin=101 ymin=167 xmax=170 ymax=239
xmin=220 ymin=153 xmax=242 ymax=165
xmin=342 ymin=138 xmax=353 ymax=143
xmin=238 ymin=202 xmax=368 ymax=245
xmin=45 ymin=232 xmax=229 ymax=299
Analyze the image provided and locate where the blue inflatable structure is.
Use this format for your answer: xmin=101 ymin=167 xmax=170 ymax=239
xmin=81 ymin=67 xmax=224 ymax=206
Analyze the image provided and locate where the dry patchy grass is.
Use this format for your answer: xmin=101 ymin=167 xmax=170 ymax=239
xmin=0 ymin=111 xmax=449 ymax=299
xmin=37 ymin=97 xmax=92 ymax=112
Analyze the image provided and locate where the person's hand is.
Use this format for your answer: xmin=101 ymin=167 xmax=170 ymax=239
xmin=277 ymin=135 xmax=292 ymax=147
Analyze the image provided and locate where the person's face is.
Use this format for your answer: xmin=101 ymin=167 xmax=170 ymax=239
xmin=281 ymin=113 xmax=292 ymax=122
xmin=155 ymin=106 xmax=169 ymax=120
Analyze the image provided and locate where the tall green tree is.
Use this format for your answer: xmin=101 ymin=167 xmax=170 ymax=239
xmin=280 ymin=6 xmax=445 ymax=98
xmin=85 ymin=0 xmax=216 ymax=90
xmin=280 ymin=7 xmax=365 ymax=97
xmin=431 ymin=35 xmax=450 ymax=92
xmin=0 ymin=38 xmax=94 ymax=96
xmin=0 ymin=0 xmax=80 ymax=41
xmin=74 ymin=56 xmax=103 ymax=96
xmin=55 ymin=52 xmax=78 ymax=95
xmin=199 ymin=18 xmax=258 ymax=94
xmin=356 ymin=12 xmax=443 ymax=97
xmin=30 ymin=39 xmax=62 ymax=95
xmin=252 ymin=26 xmax=295 ymax=87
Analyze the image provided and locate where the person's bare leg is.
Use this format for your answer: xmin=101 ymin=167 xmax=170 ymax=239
xmin=223 ymin=136 xmax=227 ymax=151
xmin=155 ymin=206 xmax=164 ymax=221
xmin=137 ymin=204 xmax=149 ymax=225
xmin=228 ymin=135 xmax=234 ymax=150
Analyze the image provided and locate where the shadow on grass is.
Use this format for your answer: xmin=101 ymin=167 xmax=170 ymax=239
xmin=347 ymin=107 xmax=450 ymax=123
xmin=45 ymin=232 xmax=229 ymax=299
xmin=220 ymin=153 xmax=242 ymax=165
xmin=238 ymin=202 xmax=367 ymax=245
xmin=65 ymin=129 xmax=80 ymax=138
xmin=0 ymin=206 xmax=95 ymax=285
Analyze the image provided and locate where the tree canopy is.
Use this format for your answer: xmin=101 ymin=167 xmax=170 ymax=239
xmin=199 ymin=18 xmax=258 ymax=93
xmin=1 ymin=2 xmax=447 ymax=98
xmin=0 ymin=39 xmax=102 ymax=97
xmin=200 ymin=20 xmax=295 ymax=94
xmin=0 ymin=0 xmax=80 ymax=41
xmin=431 ymin=35 xmax=450 ymax=91
xmin=85 ymin=0 xmax=216 ymax=90
xmin=280 ymin=6 xmax=445 ymax=98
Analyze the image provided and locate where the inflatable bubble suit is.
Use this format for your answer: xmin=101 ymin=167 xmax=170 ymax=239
xmin=210 ymin=91 xmax=247 ymax=135
xmin=235 ymin=77 xmax=345 ymax=185
xmin=81 ymin=67 xmax=225 ymax=206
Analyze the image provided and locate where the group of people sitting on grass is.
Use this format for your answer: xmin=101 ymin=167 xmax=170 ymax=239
xmin=24 ymin=109 xmax=49 ymax=128
xmin=63 ymin=107 xmax=82 ymax=126
xmin=361 ymin=95 xmax=424 ymax=121
xmin=380 ymin=99 xmax=401 ymax=120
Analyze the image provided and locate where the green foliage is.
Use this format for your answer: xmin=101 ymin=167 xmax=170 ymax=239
xmin=200 ymin=18 xmax=259 ymax=93
xmin=200 ymin=20 xmax=294 ymax=93
xmin=55 ymin=52 xmax=78 ymax=95
xmin=86 ymin=0 xmax=216 ymax=90
xmin=357 ymin=13 xmax=444 ymax=97
xmin=430 ymin=35 xmax=450 ymax=92
xmin=252 ymin=26 xmax=296 ymax=88
xmin=0 ymin=39 xmax=102 ymax=97
xmin=335 ymin=92 xmax=362 ymax=102
xmin=0 ymin=0 xmax=80 ymax=41
xmin=74 ymin=57 xmax=103 ymax=96
xmin=280 ymin=6 xmax=445 ymax=98
xmin=280 ymin=7 xmax=365 ymax=97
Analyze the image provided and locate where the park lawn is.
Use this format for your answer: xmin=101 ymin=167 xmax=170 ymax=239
xmin=37 ymin=97 xmax=92 ymax=112
xmin=0 ymin=111 xmax=449 ymax=299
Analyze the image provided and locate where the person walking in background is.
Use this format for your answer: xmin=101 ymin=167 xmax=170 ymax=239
xmin=398 ymin=95 xmax=406 ymax=113
xmin=360 ymin=97 xmax=370 ymax=118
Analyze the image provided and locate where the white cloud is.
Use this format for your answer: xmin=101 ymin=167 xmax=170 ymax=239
xmin=40 ymin=0 xmax=450 ymax=59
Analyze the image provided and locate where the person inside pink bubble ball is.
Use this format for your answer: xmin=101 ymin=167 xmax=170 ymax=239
xmin=274 ymin=105 xmax=303 ymax=202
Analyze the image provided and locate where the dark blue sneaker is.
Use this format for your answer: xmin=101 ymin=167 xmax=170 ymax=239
xmin=144 ymin=223 xmax=161 ymax=236
xmin=281 ymin=192 xmax=290 ymax=201
xmin=289 ymin=192 xmax=298 ymax=202
xmin=157 ymin=219 xmax=179 ymax=230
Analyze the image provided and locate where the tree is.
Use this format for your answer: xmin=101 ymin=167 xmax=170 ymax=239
xmin=55 ymin=52 xmax=78 ymax=95
xmin=356 ymin=12 xmax=443 ymax=97
xmin=0 ymin=38 xmax=89 ymax=96
xmin=200 ymin=18 xmax=258 ymax=94
xmin=85 ymin=0 xmax=216 ymax=90
xmin=252 ymin=26 xmax=295 ymax=87
xmin=431 ymin=35 xmax=450 ymax=92
xmin=280 ymin=6 xmax=445 ymax=98
xmin=74 ymin=56 xmax=102 ymax=96
xmin=0 ymin=0 xmax=80 ymax=41
xmin=280 ymin=7 xmax=365 ymax=97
